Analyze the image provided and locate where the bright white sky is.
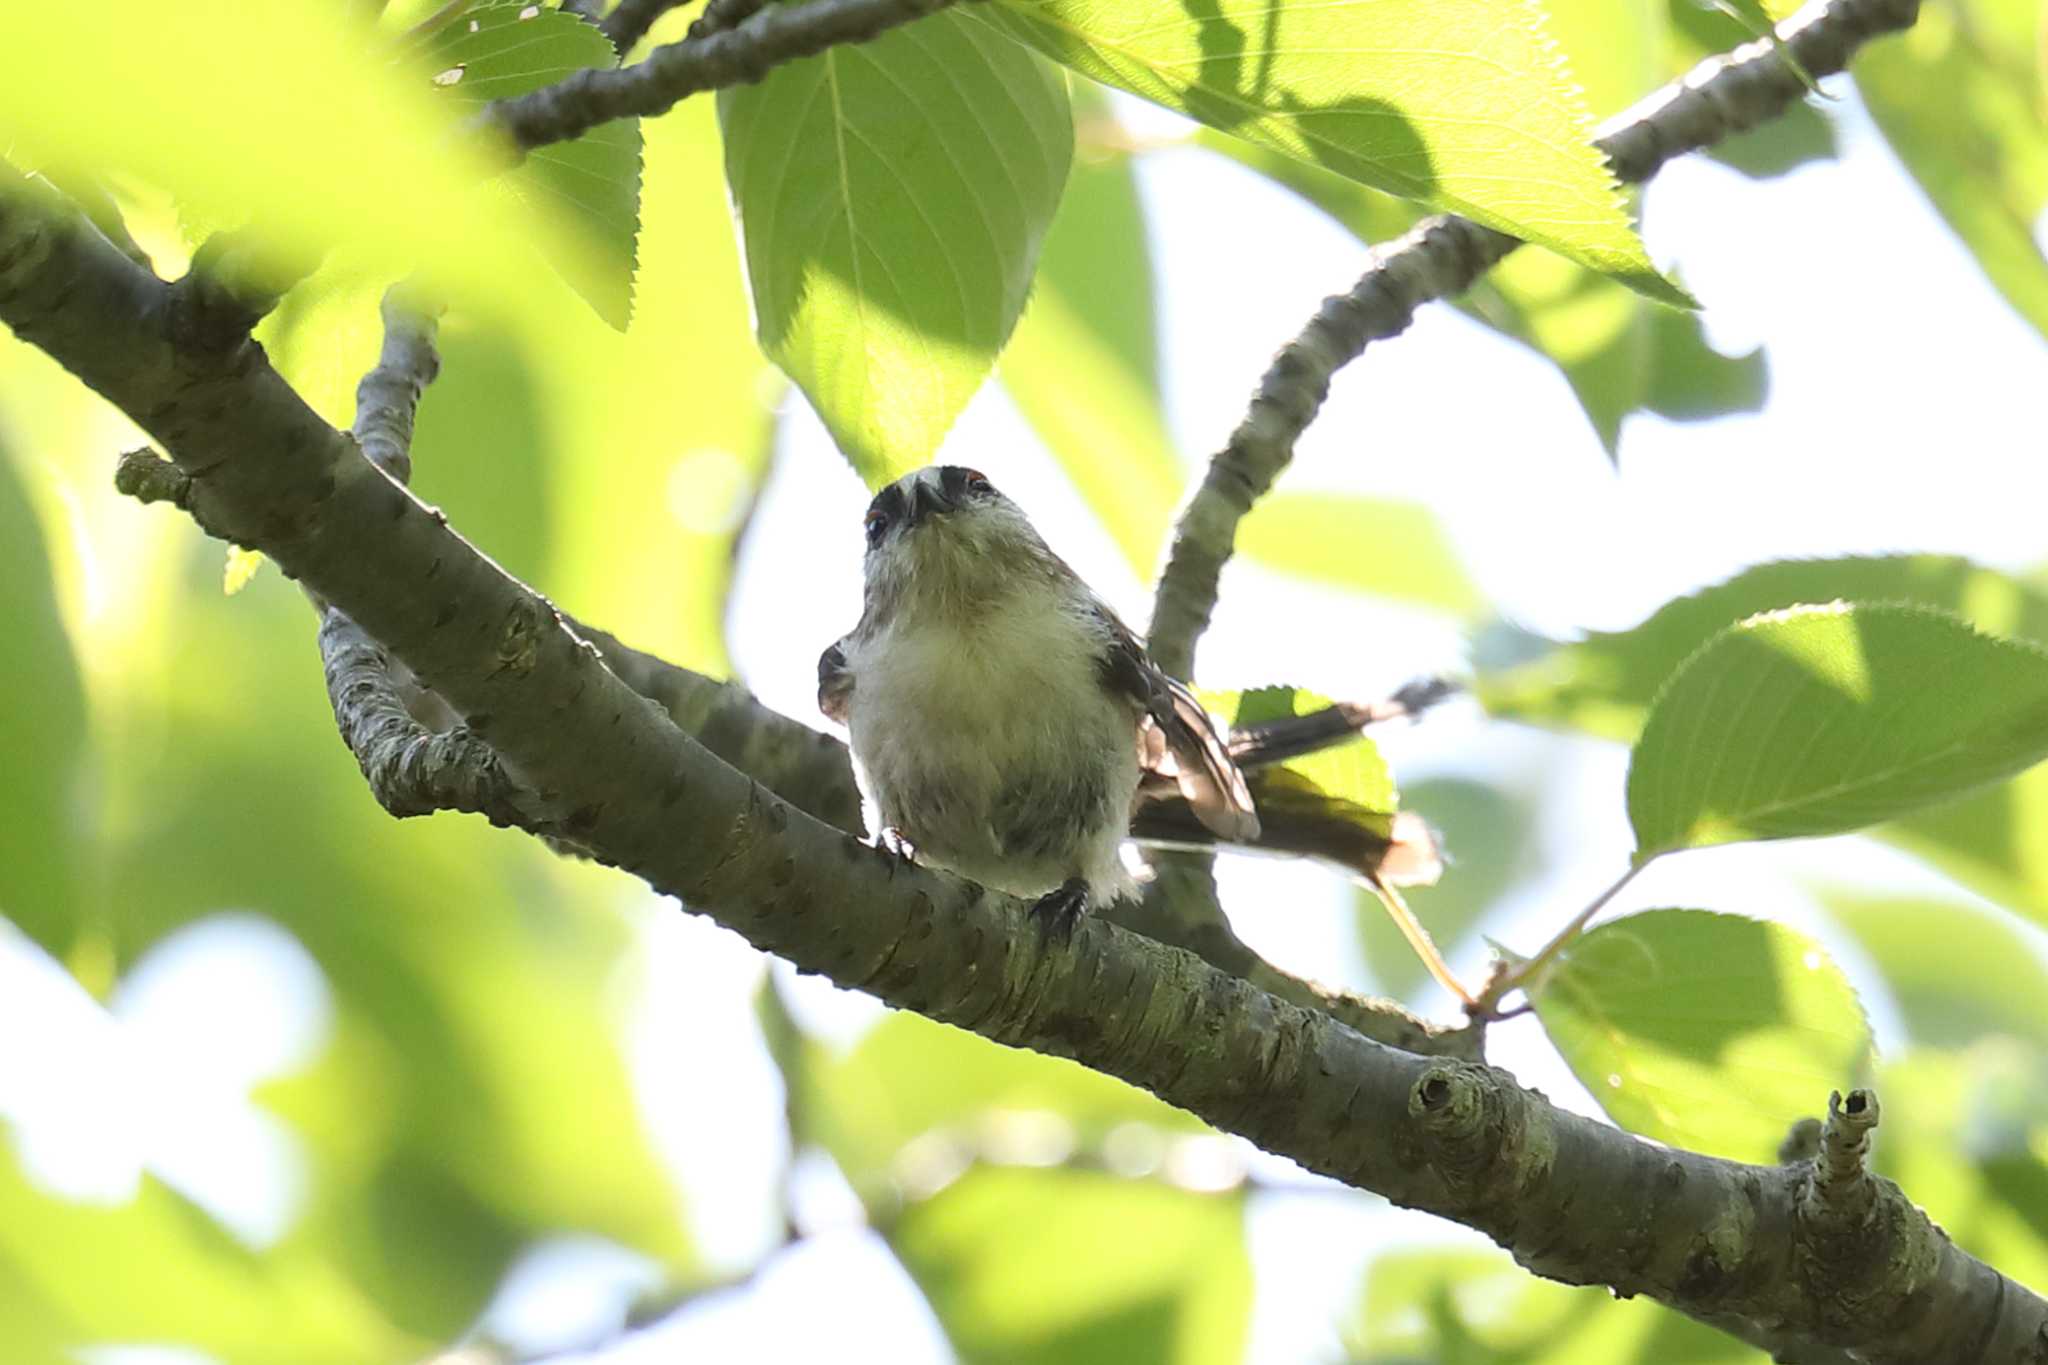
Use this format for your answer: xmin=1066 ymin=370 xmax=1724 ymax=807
xmin=7 ymin=72 xmax=2048 ymax=1365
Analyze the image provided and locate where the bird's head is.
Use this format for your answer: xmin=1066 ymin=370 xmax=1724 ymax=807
xmin=858 ymin=465 xmax=1059 ymax=621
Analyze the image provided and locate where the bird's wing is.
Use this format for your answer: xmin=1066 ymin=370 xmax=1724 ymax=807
xmin=1093 ymin=606 xmax=1260 ymax=842
xmin=818 ymin=638 xmax=854 ymax=725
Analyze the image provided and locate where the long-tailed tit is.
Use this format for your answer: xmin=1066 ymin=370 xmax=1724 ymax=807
xmin=818 ymin=465 xmax=1258 ymax=934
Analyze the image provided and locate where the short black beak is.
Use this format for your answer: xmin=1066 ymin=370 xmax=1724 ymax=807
xmin=907 ymin=480 xmax=954 ymax=527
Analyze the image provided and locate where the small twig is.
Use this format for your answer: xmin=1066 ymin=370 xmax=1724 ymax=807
xmin=596 ymin=0 xmax=750 ymax=51
xmin=113 ymin=447 xmax=193 ymax=508
xmin=353 ymin=287 xmax=444 ymax=485
xmin=1806 ymin=1088 xmax=1881 ymax=1218
xmin=319 ymin=607 xmax=530 ymax=822
xmin=597 ymin=0 xmax=681 ymax=49
xmin=1144 ymin=0 xmax=1922 ymax=678
xmin=318 ymin=287 xmax=534 ymax=824
xmin=482 ymin=0 xmax=970 ymax=155
xmin=683 ymin=0 xmax=770 ymax=41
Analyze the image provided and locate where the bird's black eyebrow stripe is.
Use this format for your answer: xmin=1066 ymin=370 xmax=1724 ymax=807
xmin=940 ymin=466 xmax=970 ymax=500
xmin=868 ymin=483 xmax=907 ymax=524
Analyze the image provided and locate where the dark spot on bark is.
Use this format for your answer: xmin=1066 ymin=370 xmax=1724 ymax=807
xmin=466 ymin=713 xmax=491 ymax=734
xmin=564 ymin=803 xmax=602 ymax=836
xmin=433 ymin=601 xmax=458 ymax=628
xmin=1677 ymin=1244 xmax=1729 ymax=1300
xmin=425 ymin=558 xmax=443 ymax=580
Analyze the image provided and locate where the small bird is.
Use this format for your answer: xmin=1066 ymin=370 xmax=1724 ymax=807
xmin=819 ymin=465 xmax=1259 ymax=935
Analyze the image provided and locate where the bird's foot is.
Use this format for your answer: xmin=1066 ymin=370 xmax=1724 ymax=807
xmin=1029 ymin=877 xmax=1089 ymax=945
xmin=876 ymin=827 xmax=918 ymax=865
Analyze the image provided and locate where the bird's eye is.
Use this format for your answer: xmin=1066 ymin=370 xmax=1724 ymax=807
xmin=962 ymin=469 xmax=991 ymax=493
xmin=864 ymin=507 xmax=889 ymax=546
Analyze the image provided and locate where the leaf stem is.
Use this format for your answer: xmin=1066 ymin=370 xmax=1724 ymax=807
xmin=1474 ymin=859 xmax=1651 ymax=1017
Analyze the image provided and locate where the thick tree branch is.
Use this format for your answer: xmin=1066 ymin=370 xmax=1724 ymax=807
xmin=7 ymin=56 xmax=2044 ymax=1349
xmin=482 ymin=0 xmax=969 ymax=155
xmin=1144 ymin=0 xmax=1921 ymax=678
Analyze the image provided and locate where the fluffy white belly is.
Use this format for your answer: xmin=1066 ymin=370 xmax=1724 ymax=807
xmin=845 ymin=612 xmax=1141 ymax=900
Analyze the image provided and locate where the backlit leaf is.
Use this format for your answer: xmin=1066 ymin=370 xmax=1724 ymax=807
xmin=1627 ymin=603 xmax=2048 ymax=858
xmin=1820 ymin=891 xmax=2048 ymax=1050
xmin=1349 ymin=1246 xmax=1760 ymax=1363
xmin=1196 ymin=132 xmax=1761 ymax=454
xmin=0 ymin=2 xmax=588 ymax=319
xmin=408 ymin=0 xmax=645 ymax=329
xmin=1856 ymin=0 xmax=2048 ymax=342
xmin=974 ymin=0 xmax=1680 ymax=300
xmin=1531 ymin=908 xmax=1871 ymax=1162
xmin=1234 ymin=493 xmax=1483 ymax=617
xmin=893 ymin=1166 xmax=1250 ymax=1365
xmin=719 ymin=11 xmax=1073 ymax=481
xmin=802 ymin=1012 xmax=1209 ymax=1184
xmin=1002 ymin=87 xmax=1181 ymax=575
xmin=1477 ymin=554 xmax=2048 ymax=741
xmin=1226 ymin=685 xmax=1396 ymax=814
xmin=0 ymin=453 xmax=89 ymax=962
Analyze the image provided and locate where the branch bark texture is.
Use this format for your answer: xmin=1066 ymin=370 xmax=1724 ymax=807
xmin=1 ymin=1 xmax=2030 ymax=1357
xmin=1144 ymin=0 xmax=1921 ymax=678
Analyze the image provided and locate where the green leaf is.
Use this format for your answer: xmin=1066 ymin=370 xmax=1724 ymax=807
xmin=1867 ymin=1047 xmax=2048 ymax=1296
xmin=1639 ymin=295 xmax=1768 ymax=420
xmin=802 ymin=1012 xmax=1209 ymax=1184
xmin=1234 ymin=493 xmax=1484 ymax=617
xmin=1702 ymin=99 xmax=1838 ymax=180
xmin=1473 ymin=556 xmax=2048 ymax=924
xmin=1881 ymin=769 xmax=2048 ymax=932
xmin=1348 ymin=1247 xmax=1761 ymax=1363
xmin=892 ymin=1166 xmax=1250 ymax=1365
xmin=409 ymin=1 xmax=645 ymax=329
xmin=0 ymin=453 xmax=89 ymax=964
xmin=1195 ymin=134 xmax=1759 ymax=454
xmin=1478 ymin=554 xmax=2048 ymax=742
xmin=1627 ymin=603 xmax=2048 ymax=858
xmin=975 ymin=0 xmax=1682 ymax=301
xmin=1001 ymin=87 xmax=1182 ymax=575
xmin=719 ymin=11 xmax=1073 ymax=482
xmin=1226 ymin=686 xmax=1395 ymax=813
xmin=1530 ymin=909 xmax=1871 ymax=1163
xmin=64 ymin=566 xmax=690 ymax=1338
xmin=0 ymin=2 xmax=601 ymax=322
xmin=0 ymin=1138 xmax=421 ymax=1363
xmin=1856 ymin=0 xmax=2048 ymax=343
xmin=1820 ymin=891 xmax=2048 ymax=1050
xmin=540 ymin=95 xmax=783 ymax=679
